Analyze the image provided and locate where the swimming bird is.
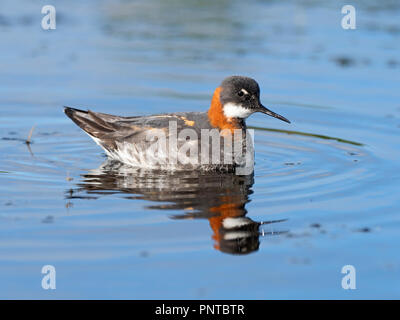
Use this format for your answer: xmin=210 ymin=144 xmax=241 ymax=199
xmin=64 ymin=76 xmax=290 ymax=172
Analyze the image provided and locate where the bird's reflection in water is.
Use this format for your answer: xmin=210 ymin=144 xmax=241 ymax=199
xmin=67 ymin=161 xmax=287 ymax=255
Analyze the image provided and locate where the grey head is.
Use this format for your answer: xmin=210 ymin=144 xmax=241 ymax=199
xmin=219 ymin=76 xmax=290 ymax=123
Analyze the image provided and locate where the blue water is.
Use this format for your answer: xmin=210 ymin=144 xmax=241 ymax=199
xmin=0 ymin=0 xmax=399 ymax=299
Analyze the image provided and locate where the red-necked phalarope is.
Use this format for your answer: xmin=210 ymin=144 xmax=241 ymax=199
xmin=64 ymin=76 xmax=290 ymax=172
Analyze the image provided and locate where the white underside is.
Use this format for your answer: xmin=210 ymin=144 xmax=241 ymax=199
xmin=107 ymin=141 xmax=181 ymax=170
xmin=86 ymin=132 xmax=254 ymax=172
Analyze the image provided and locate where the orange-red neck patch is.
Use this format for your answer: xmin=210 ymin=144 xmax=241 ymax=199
xmin=208 ymin=87 xmax=241 ymax=132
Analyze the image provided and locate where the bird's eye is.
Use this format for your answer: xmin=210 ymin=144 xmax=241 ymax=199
xmin=238 ymin=91 xmax=244 ymax=97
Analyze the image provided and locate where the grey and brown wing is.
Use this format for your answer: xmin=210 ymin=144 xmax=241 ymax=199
xmin=64 ymin=107 xmax=146 ymax=151
xmin=63 ymin=107 xmax=207 ymax=153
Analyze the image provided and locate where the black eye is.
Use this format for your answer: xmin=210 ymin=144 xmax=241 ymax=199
xmin=238 ymin=91 xmax=244 ymax=97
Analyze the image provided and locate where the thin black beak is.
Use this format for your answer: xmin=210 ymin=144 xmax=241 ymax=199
xmin=257 ymin=103 xmax=290 ymax=124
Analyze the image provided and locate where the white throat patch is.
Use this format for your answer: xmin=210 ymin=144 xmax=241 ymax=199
xmin=223 ymin=102 xmax=253 ymax=119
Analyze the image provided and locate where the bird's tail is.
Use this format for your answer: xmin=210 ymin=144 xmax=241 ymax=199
xmin=64 ymin=106 xmax=116 ymax=139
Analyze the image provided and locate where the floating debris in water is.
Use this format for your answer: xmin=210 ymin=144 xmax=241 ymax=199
xmin=25 ymin=126 xmax=35 ymax=145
